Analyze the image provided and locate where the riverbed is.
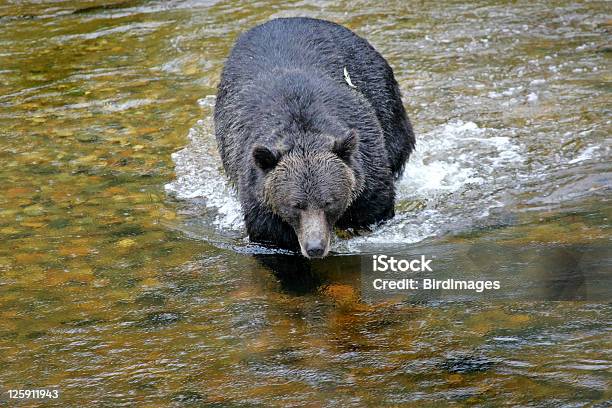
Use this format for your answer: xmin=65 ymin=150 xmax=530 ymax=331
xmin=0 ymin=0 xmax=610 ymax=406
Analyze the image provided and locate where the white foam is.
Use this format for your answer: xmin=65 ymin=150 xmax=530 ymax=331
xmin=197 ymin=95 xmax=217 ymax=108
xmin=527 ymin=92 xmax=538 ymax=103
xmin=399 ymin=121 xmax=522 ymax=195
xmin=164 ymin=117 xmax=245 ymax=232
xmin=568 ymin=145 xmax=599 ymax=164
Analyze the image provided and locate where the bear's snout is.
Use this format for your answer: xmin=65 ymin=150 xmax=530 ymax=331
xmin=305 ymin=239 xmax=326 ymax=258
xmin=297 ymin=209 xmax=330 ymax=259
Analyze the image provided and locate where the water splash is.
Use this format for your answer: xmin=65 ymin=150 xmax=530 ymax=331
xmin=166 ymin=114 xmax=530 ymax=252
xmin=164 ymin=116 xmax=244 ymax=232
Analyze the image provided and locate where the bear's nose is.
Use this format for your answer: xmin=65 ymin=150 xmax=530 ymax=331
xmin=305 ymin=240 xmax=325 ymax=258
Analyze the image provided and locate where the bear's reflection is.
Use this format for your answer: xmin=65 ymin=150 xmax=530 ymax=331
xmin=531 ymin=247 xmax=586 ymax=301
xmin=253 ymin=253 xmax=363 ymax=295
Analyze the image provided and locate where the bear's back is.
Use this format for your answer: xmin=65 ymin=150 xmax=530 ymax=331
xmin=224 ymin=18 xmax=368 ymax=81
xmin=223 ymin=18 xmax=386 ymax=95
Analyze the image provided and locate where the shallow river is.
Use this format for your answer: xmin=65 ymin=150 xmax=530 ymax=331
xmin=0 ymin=0 xmax=610 ymax=406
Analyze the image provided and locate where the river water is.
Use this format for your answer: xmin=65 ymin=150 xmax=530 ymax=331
xmin=0 ymin=0 xmax=610 ymax=406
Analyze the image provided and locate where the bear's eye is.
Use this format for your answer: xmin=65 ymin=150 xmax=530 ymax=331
xmin=323 ymin=199 xmax=335 ymax=208
xmin=293 ymin=202 xmax=306 ymax=210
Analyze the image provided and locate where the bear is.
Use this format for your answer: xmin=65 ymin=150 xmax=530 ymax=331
xmin=214 ymin=17 xmax=415 ymax=258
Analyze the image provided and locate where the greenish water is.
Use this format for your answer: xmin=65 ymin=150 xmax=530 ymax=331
xmin=0 ymin=0 xmax=610 ymax=406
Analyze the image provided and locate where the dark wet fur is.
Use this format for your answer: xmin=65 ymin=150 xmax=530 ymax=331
xmin=214 ymin=17 xmax=415 ymax=251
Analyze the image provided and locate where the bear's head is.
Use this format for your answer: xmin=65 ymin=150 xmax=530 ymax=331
xmin=252 ymin=130 xmax=361 ymax=258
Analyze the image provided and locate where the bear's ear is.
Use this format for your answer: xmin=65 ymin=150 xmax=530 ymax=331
xmin=252 ymin=145 xmax=279 ymax=172
xmin=332 ymin=129 xmax=358 ymax=163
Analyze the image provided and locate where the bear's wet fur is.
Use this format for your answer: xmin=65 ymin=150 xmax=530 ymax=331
xmin=214 ymin=17 xmax=415 ymax=257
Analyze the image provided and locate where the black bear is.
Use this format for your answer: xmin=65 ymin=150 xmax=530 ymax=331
xmin=214 ymin=17 xmax=414 ymax=258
